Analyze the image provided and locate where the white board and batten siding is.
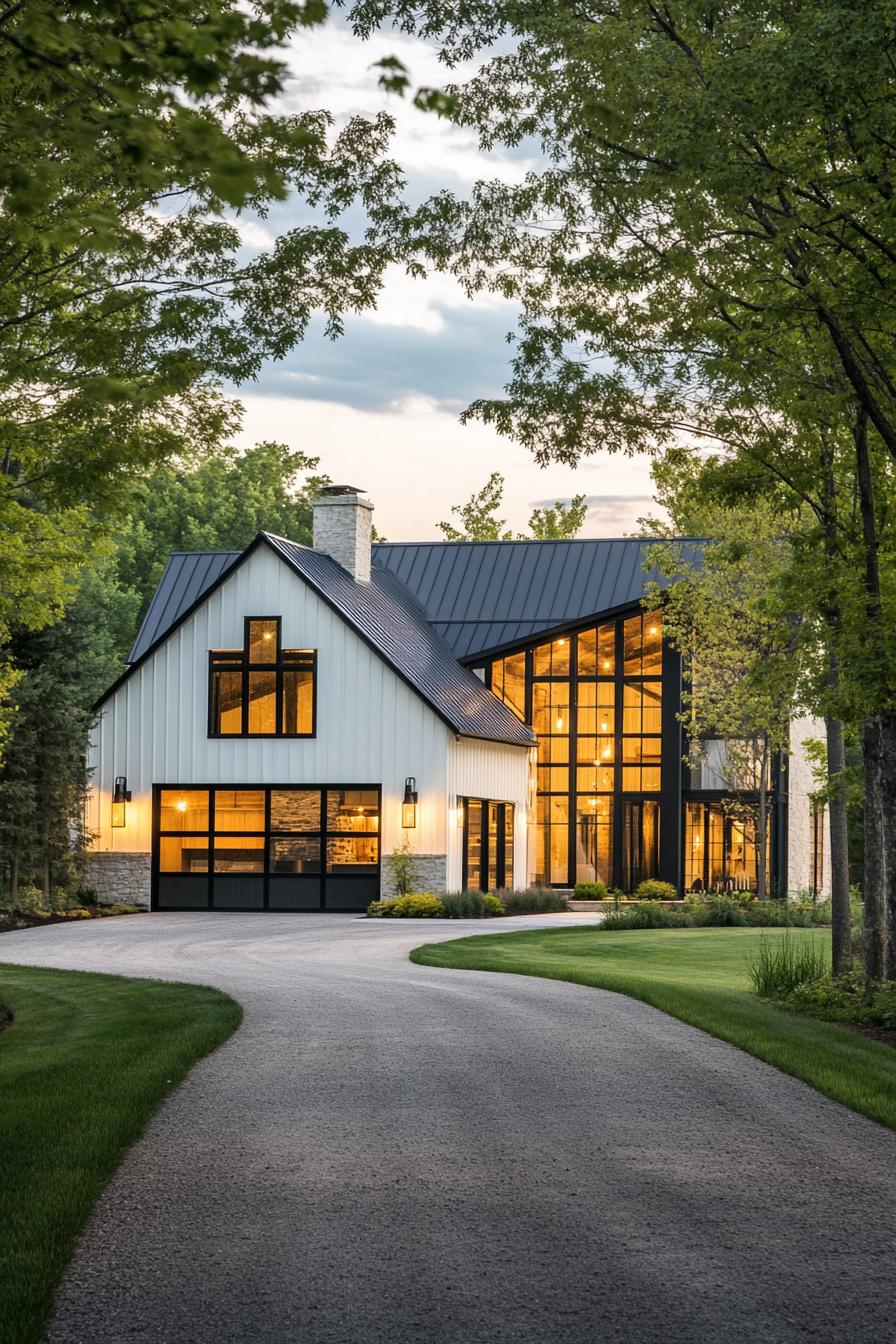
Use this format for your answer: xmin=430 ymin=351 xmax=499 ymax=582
xmin=88 ymin=543 xmax=532 ymax=889
xmin=446 ymin=737 xmax=533 ymax=892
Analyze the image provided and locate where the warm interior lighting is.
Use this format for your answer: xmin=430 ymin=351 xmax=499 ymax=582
xmin=601 ymin=745 xmax=612 ymax=759
xmin=602 ymin=659 xmax=611 ymax=669
xmin=601 ymin=720 xmax=609 ymax=731
xmin=555 ymin=715 xmax=564 ymax=730
xmin=175 ymin=798 xmax=188 ymax=812
xmin=648 ymin=625 xmax=658 ymax=635
xmin=402 ymin=776 xmax=418 ymax=828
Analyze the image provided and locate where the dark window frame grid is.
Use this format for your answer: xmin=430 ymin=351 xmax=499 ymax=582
xmin=152 ymin=783 xmax=381 ymax=911
xmin=208 ymin=616 xmax=317 ymax=739
xmin=461 ymin=797 xmax=514 ymax=893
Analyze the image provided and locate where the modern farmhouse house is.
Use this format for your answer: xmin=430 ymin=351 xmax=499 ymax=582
xmin=86 ymin=487 xmax=828 ymax=911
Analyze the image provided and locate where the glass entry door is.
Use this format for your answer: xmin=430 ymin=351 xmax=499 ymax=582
xmin=621 ymin=799 xmax=660 ymax=892
xmin=462 ymin=799 xmax=514 ymax=893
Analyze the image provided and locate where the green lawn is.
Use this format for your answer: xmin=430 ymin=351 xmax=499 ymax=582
xmin=0 ymin=964 xmax=241 ymax=1344
xmin=412 ymin=926 xmax=896 ymax=1131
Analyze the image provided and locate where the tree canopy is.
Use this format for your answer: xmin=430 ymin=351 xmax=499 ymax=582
xmin=438 ymin=471 xmax=587 ymax=539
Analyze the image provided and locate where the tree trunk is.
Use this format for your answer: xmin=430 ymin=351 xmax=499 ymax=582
xmin=10 ymin=850 xmax=18 ymax=906
xmin=826 ymin=714 xmax=852 ymax=974
xmin=881 ymin=708 xmax=896 ymax=980
xmin=41 ymin=849 xmax=50 ymax=901
xmin=862 ymin=714 xmax=886 ymax=982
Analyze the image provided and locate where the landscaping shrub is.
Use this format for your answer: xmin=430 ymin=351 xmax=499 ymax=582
xmin=499 ymin=888 xmax=570 ymax=914
xmin=97 ymin=904 xmax=144 ymax=916
xmin=698 ymin=895 xmax=747 ymax=927
xmin=633 ymin=879 xmax=678 ymax=901
xmin=366 ymin=893 xmax=446 ymax=918
xmin=772 ymin=972 xmax=896 ymax=1030
xmin=607 ymin=897 xmax=677 ymax=930
xmin=573 ymin=881 xmax=608 ymax=899
xmin=748 ymin=930 xmax=829 ymax=997
xmin=809 ymin=897 xmax=833 ymax=925
xmin=440 ymin=890 xmax=504 ymax=918
xmin=14 ymin=886 xmax=51 ymax=917
xmin=738 ymin=900 xmax=812 ymax=928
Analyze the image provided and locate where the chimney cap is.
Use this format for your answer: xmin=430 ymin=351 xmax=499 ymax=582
xmin=319 ymin=484 xmax=366 ymax=497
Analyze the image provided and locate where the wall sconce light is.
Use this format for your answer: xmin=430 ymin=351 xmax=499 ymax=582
xmin=111 ymin=775 xmax=132 ymax=828
xmin=402 ymin=776 xmax=418 ymax=828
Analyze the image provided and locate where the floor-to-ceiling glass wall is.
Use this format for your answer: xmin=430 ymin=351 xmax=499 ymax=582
xmin=489 ymin=610 xmax=664 ymax=889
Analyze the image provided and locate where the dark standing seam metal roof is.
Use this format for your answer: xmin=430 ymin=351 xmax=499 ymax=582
xmin=263 ymin=534 xmax=534 ymax=746
xmin=129 ymin=550 xmax=241 ymax=663
xmin=117 ymin=534 xmax=533 ymax=747
xmin=128 ymin=536 xmax=703 ymax=666
xmin=370 ymin=538 xmax=703 ymax=659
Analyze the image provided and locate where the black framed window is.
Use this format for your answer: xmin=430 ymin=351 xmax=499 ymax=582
xmin=462 ymin=799 xmax=514 ymax=893
xmin=811 ymin=804 xmax=825 ymax=897
xmin=209 ymin=617 xmax=316 ymax=738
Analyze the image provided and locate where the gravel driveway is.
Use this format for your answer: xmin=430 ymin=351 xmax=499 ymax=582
xmin=2 ymin=912 xmax=895 ymax=1344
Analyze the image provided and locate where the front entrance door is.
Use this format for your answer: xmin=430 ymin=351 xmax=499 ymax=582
xmin=461 ymin=799 xmax=514 ymax=892
xmin=153 ymin=785 xmax=381 ymax=912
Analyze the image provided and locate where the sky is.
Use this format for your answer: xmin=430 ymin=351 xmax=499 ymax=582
xmin=230 ymin=17 xmax=662 ymax=542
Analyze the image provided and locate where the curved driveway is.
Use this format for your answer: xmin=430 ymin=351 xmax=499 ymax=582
xmin=2 ymin=912 xmax=895 ymax=1344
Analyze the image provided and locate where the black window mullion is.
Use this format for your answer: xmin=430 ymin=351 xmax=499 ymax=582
xmin=568 ymin=633 xmax=577 ymax=888
xmin=320 ymin=789 xmax=327 ymax=910
xmin=208 ymin=789 xmax=216 ymax=908
xmin=263 ymin=788 xmax=271 ymax=909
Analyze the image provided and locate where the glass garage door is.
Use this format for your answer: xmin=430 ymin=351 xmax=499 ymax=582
xmin=154 ymin=785 xmax=380 ymax=912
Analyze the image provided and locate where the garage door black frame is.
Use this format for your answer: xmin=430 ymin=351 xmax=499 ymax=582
xmin=151 ymin=782 xmax=382 ymax=912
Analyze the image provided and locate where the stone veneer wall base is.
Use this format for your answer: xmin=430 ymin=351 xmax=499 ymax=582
xmin=85 ymin=852 xmax=152 ymax=908
xmin=381 ymin=853 xmax=447 ymax=898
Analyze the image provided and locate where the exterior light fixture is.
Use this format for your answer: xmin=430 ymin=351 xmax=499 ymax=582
xmin=111 ymin=775 xmax=132 ymax=828
xmin=402 ymin=776 xmax=418 ymax=828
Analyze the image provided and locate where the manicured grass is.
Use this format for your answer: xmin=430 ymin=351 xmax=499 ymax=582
xmin=0 ymin=964 xmax=241 ymax=1344
xmin=412 ymin=926 xmax=896 ymax=1131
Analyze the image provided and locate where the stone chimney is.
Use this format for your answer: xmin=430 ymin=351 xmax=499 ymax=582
xmin=312 ymin=485 xmax=374 ymax=582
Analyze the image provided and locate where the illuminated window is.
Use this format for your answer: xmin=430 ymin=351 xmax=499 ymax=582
xmin=209 ymin=617 xmax=315 ymax=737
xmin=491 ymin=651 xmax=526 ymax=720
xmin=462 ymin=799 xmax=514 ymax=892
xmin=684 ymin=802 xmax=769 ymax=894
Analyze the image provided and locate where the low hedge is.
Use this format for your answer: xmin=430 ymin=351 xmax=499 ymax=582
xmin=367 ymin=893 xmax=446 ymax=918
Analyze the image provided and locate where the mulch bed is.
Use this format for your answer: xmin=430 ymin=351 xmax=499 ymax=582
xmin=0 ymin=909 xmax=144 ymax=934
xmin=837 ymin=1021 xmax=896 ymax=1051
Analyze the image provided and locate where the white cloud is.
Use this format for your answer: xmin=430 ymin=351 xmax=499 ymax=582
xmin=365 ymin=264 xmax=509 ymax=333
xmin=235 ymin=393 xmax=660 ymax=540
xmin=278 ymin=23 xmax=533 ymax=188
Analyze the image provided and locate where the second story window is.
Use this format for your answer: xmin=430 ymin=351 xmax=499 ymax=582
xmin=209 ymin=617 xmax=316 ymax=738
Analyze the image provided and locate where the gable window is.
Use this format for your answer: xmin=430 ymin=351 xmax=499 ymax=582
xmin=209 ymin=617 xmax=316 ymax=737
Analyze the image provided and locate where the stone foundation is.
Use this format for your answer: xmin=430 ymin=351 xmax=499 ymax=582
xmin=381 ymin=853 xmax=447 ymax=898
xmin=85 ymin=852 xmax=152 ymax=908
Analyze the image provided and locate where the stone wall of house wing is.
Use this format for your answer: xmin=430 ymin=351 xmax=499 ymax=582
xmin=86 ymin=543 xmax=457 ymax=863
xmin=380 ymin=853 xmax=448 ymax=897
xmin=446 ymin=737 xmax=533 ymax=892
xmin=787 ymin=716 xmax=831 ymax=896
xmin=85 ymin=852 xmax=152 ymax=908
